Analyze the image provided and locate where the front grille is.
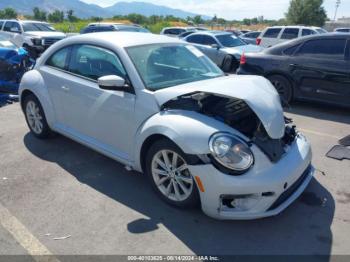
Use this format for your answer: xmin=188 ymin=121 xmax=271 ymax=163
xmin=268 ymin=164 xmax=311 ymax=211
xmin=43 ymin=38 xmax=61 ymax=46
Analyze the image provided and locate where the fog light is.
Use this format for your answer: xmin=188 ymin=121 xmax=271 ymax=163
xmin=221 ymin=194 xmax=260 ymax=211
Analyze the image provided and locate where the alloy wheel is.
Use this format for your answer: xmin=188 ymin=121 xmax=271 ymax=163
xmin=26 ymin=100 xmax=43 ymax=134
xmin=151 ymin=150 xmax=194 ymax=202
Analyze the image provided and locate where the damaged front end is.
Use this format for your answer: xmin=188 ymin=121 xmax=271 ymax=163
xmin=0 ymin=47 xmax=34 ymax=94
xmin=162 ymin=92 xmax=297 ymax=164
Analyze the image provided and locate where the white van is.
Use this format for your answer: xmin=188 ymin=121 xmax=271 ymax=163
xmin=257 ymin=26 xmax=327 ymax=47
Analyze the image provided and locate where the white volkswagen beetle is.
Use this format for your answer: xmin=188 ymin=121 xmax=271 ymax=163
xmin=19 ymin=32 xmax=314 ymax=220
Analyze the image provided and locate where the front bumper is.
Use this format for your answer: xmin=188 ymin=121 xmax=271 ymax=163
xmin=189 ymin=134 xmax=313 ymax=220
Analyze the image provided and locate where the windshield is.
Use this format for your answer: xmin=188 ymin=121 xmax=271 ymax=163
xmin=127 ymin=44 xmax=224 ymax=91
xmin=216 ymin=34 xmax=246 ymax=47
xmin=22 ymin=23 xmax=56 ymax=32
xmin=316 ymin=28 xmax=327 ymax=34
xmin=0 ymin=35 xmax=17 ymax=49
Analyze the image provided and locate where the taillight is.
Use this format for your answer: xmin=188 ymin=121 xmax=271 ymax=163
xmin=256 ymin=38 xmax=261 ymax=45
xmin=240 ymin=53 xmax=246 ymax=65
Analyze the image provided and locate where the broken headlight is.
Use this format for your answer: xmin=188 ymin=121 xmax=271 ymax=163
xmin=209 ymin=133 xmax=254 ymax=173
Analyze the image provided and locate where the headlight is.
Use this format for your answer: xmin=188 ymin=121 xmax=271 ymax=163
xmin=209 ymin=133 xmax=254 ymax=173
xmin=31 ymin=38 xmax=42 ymax=46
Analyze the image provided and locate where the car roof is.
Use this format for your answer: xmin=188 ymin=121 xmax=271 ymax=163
xmin=88 ymin=22 xmax=125 ymax=26
xmin=188 ymin=30 xmax=232 ymax=37
xmin=0 ymin=19 xmax=49 ymax=24
xmin=60 ymin=32 xmax=182 ymax=48
xmin=266 ymin=25 xmax=322 ymax=29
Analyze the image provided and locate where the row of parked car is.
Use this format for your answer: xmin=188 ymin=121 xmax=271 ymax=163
xmin=0 ymin=19 xmax=350 ymax=107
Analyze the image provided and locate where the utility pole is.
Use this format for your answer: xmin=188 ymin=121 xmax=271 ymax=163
xmin=333 ymin=0 xmax=341 ymax=22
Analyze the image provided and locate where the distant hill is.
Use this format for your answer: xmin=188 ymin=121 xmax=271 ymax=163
xmin=0 ymin=0 xmax=209 ymax=19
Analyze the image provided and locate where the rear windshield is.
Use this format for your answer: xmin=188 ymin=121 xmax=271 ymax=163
xmin=216 ymin=34 xmax=246 ymax=47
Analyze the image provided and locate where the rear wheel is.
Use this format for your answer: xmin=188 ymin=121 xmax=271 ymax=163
xmin=145 ymin=139 xmax=200 ymax=208
xmin=268 ymin=75 xmax=293 ymax=103
xmin=222 ymin=55 xmax=234 ymax=73
xmin=24 ymin=94 xmax=52 ymax=139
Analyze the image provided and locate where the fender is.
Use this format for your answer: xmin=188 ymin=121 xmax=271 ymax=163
xmin=133 ymin=110 xmax=246 ymax=172
xmin=19 ymin=69 xmax=56 ymax=127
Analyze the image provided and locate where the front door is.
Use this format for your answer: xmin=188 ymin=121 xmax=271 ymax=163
xmin=61 ymin=44 xmax=136 ymax=161
xmin=290 ymin=38 xmax=350 ymax=107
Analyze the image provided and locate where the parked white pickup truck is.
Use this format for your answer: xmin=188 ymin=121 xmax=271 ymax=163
xmin=0 ymin=19 xmax=66 ymax=56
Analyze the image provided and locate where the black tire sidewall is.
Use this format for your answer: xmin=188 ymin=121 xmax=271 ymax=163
xmin=269 ymin=75 xmax=293 ymax=103
xmin=222 ymin=55 xmax=233 ymax=72
xmin=145 ymin=139 xmax=200 ymax=208
xmin=24 ymin=94 xmax=52 ymax=139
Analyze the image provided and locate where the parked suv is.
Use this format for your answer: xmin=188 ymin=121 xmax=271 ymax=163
xmin=257 ymin=26 xmax=327 ymax=47
xmin=0 ymin=20 xmax=66 ymax=56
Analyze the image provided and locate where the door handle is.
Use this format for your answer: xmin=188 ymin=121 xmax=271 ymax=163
xmin=61 ymin=86 xmax=70 ymax=92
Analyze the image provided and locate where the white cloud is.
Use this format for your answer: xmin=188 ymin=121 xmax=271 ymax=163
xmin=81 ymin=0 xmax=350 ymax=20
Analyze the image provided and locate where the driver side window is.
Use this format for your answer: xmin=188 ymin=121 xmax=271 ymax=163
xmin=67 ymin=45 xmax=126 ymax=81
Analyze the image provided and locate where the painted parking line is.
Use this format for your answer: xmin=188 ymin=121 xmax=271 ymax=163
xmin=299 ymin=128 xmax=340 ymax=139
xmin=0 ymin=202 xmax=59 ymax=262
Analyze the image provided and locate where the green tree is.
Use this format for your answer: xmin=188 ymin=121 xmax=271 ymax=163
xmin=286 ymin=0 xmax=327 ymax=26
xmin=242 ymin=18 xmax=251 ymax=25
xmin=0 ymin=8 xmax=17 ymax=19
xmin=193 ymin=15 xmax=204 ymax=25
xmin=48 ymin=10 xmax=64 ymax=23
xmin=67 ymin=9 xmax=78 ymax=22
xmin=33 ymin=7 xmax=47 ymax=21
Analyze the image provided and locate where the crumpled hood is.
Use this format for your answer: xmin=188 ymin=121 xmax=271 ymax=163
xmin=154 ymin=75 xmax=285 ymax=139
xmin=222 ymin=44 xmax=264 ymax=56
xmin=25 ymin=31 xmax=66 ymax=38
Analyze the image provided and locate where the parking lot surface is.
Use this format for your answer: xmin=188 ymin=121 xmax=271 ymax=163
xmin=0 ymin=102 xmax=349 ymax=258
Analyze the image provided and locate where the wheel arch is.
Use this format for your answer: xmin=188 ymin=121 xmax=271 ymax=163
xmin=264 ymin=71 xmax=296 ymax=99
xmin=19 ymin=70 xmax=55 ymax=127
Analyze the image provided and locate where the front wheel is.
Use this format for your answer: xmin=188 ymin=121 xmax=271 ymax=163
xmin=24 ymin=94 xmax=52 ymax=139
xmin=145 ymin=139 xmax=200 ymax=208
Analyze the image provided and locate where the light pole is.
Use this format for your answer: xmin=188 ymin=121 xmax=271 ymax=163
xmin=333 ymin=0 xmax=341 ymax=22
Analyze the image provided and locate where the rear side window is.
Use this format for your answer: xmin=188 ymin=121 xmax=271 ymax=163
xmin=336 ymin=28 xmax=350 ymax=33
xmin=302 ymin=29 xmax=316 ymax=36
xmin=46 ymin=47 xmax=70 ymax=70
xmin=263 ymin=28 xmax=282 ymax=38
xmin=186 ymin=34 xmax=203 ymax=44
xmin=281 ymin=28 xmax=299 ymax=39
xmin=296 ymin=39 xmax=346 ymax=60
xmin=283 ymin=44 xmax=301 ymax=56
xmin=201 ymin=35 xmax=217 ymax=45
xmin=68 ymin=45 xmax=126 ymax=80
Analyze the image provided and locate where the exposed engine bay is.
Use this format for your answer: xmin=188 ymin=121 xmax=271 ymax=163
xmin=162 ymin=92 xmax=297 ymax=162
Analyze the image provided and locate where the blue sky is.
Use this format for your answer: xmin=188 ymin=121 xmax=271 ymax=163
xmin=81 ymin=0 xmax=350 ymax=20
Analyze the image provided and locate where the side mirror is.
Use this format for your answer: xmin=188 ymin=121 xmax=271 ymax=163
xmin=211 ymin=44 xmax=220 ymax=50
xmin=98 ymin=75 xmax=127 ymax=91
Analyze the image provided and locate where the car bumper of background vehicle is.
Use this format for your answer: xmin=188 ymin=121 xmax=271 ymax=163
xmin=188 ymin=135 xmax=313 ymax=220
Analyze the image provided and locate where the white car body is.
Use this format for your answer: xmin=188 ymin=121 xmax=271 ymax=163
xmin=19 ymin=32 xmax=313 ymax=220
xmin=0 ymin=20 xmax=65 ymax=51
xmin=258 ymin=26 xmax=327 ymax=48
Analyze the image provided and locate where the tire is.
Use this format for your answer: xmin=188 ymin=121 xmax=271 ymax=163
xmin=268 ymin=75 xmax=293 ymax=104
xmin=23 ymin=94 xmax=52 ymax=139
xmin=221 ymin=55 xmax=234 ymax=73
xmin=145 ymin=139 xmax=200 ymax=208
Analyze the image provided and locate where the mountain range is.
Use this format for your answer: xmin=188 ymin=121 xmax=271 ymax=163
xmin=0 ymin=0 xmax=209 ymax=19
